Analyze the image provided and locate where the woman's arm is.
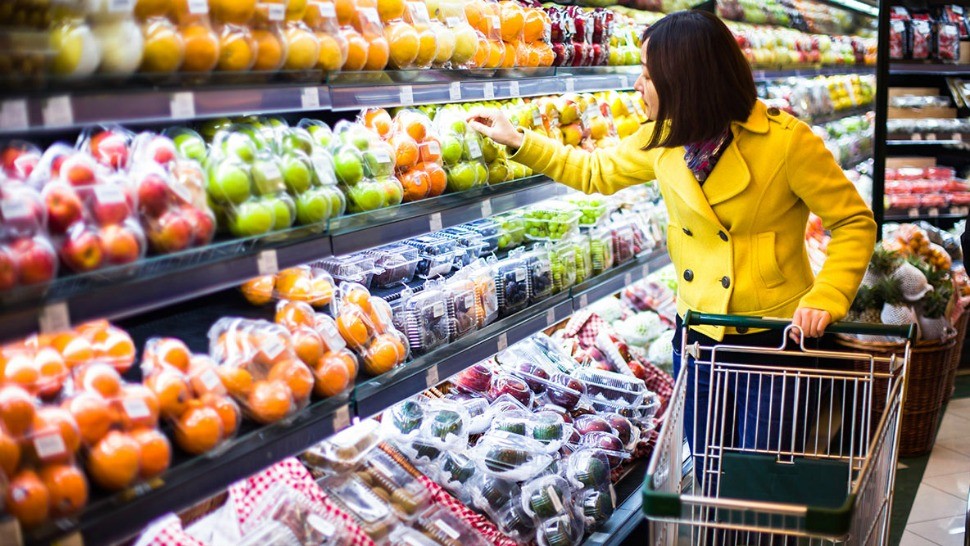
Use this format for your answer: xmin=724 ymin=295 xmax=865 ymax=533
xmin=469 ymin=110 xmax=662 ymax=196
xmin=786 ymin=121 xmax=877 ymax=324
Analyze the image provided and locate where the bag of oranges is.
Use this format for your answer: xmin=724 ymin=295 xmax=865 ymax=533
xmin=273 ymin=300 xmax=359 ymax=398
xmin=240 ymin=265 xmax=336 ymax=308
xmin=331 ymin=283 xmax=409 ymax=376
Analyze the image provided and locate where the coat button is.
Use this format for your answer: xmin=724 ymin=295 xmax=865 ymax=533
xmin=721 ymin=276 xmax=730 ymax=288
xmin=718 ymin=230 xmax=728 ymax=242
xmin=682 ymin=227 xmax=692 ymax=237
xmin=684 ymin=269 xmax=694 ymax=282
xmin=736 ymin=326 xmax=749 ymax=334
xmin=767 ymin=107 xmax=780 ymax=116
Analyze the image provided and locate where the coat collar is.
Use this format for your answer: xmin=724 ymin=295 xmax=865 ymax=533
xmin=731 ymin=100 xmax=770 ymax=135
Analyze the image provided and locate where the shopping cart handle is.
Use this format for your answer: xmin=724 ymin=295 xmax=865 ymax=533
xmin=683 ymin=311 xmax=917 ymax=341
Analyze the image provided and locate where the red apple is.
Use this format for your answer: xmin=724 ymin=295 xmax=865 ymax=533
xmin=183 ymin=206 xmax=215 ymax=246
xmin=136 ymin=173 xmax=171 ymax=217
xmin=1 ymin=147 xmax=40 ymax=180
xmin=91 ymin=184 xmax=132 ymax=225
xmin=89 ymin=130 xmax=129 ymax=170
xmin=146 ymin=136 xmax=177 ymax=165
xmin=0 ymin=247 xmax=18 ymax=290
xmin=10 ymin=237 xmax=56 ymax=284
xmin=148 ymin=210 xmax=192 ymax=253
xmin=59 ymin=153 xmax=98 ymax=186
xmin=99 ymin=224 xmax=141 ymax=264
xmin=44 ymin=184 xmax=84 ymax=234
xmin=60 ymin=227 xmax=103 ymax=272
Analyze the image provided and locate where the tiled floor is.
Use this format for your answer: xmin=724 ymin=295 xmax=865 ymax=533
xmin=901 ymin=399 xmax=970 ymax=546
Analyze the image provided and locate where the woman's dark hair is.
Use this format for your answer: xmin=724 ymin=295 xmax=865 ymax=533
xmin=640 ymin=10 xmax=756 ymax=149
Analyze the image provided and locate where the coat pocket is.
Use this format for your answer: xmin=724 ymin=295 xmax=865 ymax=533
xmin=756 ymin=232 xmax=786 ymax=288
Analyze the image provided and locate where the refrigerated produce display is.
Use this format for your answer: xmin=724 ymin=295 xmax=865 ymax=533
xmin=0 ymin=0 xmax=883 ymax=544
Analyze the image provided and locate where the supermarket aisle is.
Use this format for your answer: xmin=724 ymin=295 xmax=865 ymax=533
xmin=901 ymin=395 xmax=970 ymax=546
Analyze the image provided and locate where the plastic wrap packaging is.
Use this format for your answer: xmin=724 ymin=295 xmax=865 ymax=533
xmin=241 ymin=265 xmax=336 ymax=307
xmin=395 ymin=284 xmax=452 ymax=355
xmin=241 ymin=482 xmax=354 ymax=545
xmin=303 ymin=419 xmax=382 ymax=473
xmin=330 ymin=283 xmax=409 ymax=376
xmin=433 ymin=108 xmax=488 ymax=193
xmin=0 ymin=181 xmax=58 ymax=290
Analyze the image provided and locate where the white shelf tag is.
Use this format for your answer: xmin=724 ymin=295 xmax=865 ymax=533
xmin=496 ymin=332 xmax=508 ymax=352
xmin=187 ymin=0 xmax=209 ymax=13
xmin=0 ymin=100 xmax=29 ymax=131
xmin=429 ymin=212 xmax=443 ymax=231
xmin=301 ymin=87 xmax=320 ymax=109
xmin=926 ymin=133 xmax=937 ymax=141
xmin=619 ymin=75 xmax=630 ymax=88
xmin=449 ymin=82 xmax=462 ymax=101
xmin=480 ymin=198 xmax=492 ymax=218
xmin=43 ymin=96 xmax=73 ymax=128
xmin=109 ymin=0 xmax=134 ymax=12
xmin=624 ymin=272 xmax=633 ymax=285
xmin=257 ymin=249 xmax=279 ymax=275
xmin=907 ymin=208 xmax=919 ymax=218
xmin=928 ymin=207 xmax=939 ymax=217
xmin=39 ymin=302 xmax=70 ymax=334
xmin=483 ymin=82 xmax=494 ymax=100
xmin=565 ymin=79 xmax=575 ymax=92
xmin=546 ymin=308 xmax=556 ymax=326
xmin=509 ymin=81 xmax=520 ymax=97
xmin=953 ymin=133 xmax=963 ymax=142
xmin=400 ymin=85 xmax=414 ymax=106
xmin=267 ymin=3 xmax=286 ymax=20
xmin=425 ymin=366 xmax=439 ymax=388
xmin=333 ymin=405 xmax=351 ymax=431
xmin=642 ymin=263 xmax=650 ymax=279
xmin=170 ymin=92 xmax=196 ymax=119
xmin=579 ymin=293 xmax=589 ymax=308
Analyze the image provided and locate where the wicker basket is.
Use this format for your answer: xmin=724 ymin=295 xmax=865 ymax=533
xmin=836 ymin=333 xmax=958 ymax=457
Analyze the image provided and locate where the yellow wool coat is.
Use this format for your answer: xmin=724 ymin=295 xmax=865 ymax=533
xmin=511 ymin=100 xmax=877 ymax=340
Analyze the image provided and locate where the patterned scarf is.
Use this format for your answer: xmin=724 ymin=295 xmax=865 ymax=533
xmin=683 ymin=129 xmax=733 ymax=184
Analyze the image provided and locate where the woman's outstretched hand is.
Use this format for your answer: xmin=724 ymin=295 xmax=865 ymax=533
xmin=467 ymin=109 xmax=524 ymax=149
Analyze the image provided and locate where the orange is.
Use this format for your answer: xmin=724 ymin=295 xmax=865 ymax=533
xmin=131 ymin=428 xmax=171 ymax=479
xmin=499 ymin=2 xmax=524 ymax=42
xmin=400 ymin=168 xmax=430 ymax=202
xmin=40 ymin=464 xmax=87 ymax=517
xmin=336 ymin=349 xmax=359 ymax=379
xmin=268 ymin=359 xmax=314 ymax=402
xmin=141 ymin=19 xmax=186 ymax=73
xmin=275 ymin=267 xmax=311 ymax=302
xmin=522 ymin=10 xmax=544 ymax=43
xmin=135 ymin=0 xmax=173 ymax=20
xmin=292 ymin=327 xmax=325 ymax=367
xmin=174 ymin=405 xmax=223 ymax=454
xmin=420 ymin=162 xmax=447 ymax=197
xmin=472 ymin=34 xmax=488 ymax=67
xmin=344 ymin=286 xmax=373 ymax=311
xmin=465 ymin=1 xmax=485 ymax=34
xmin=336 ymin=311 xmax=370 ymax=348
xmin=79 ymin=363 xmax=122 ymax=398
xmin=363 ymin=108 xmax=393 ymax=138
xmin=312 ymin=353 xmax=351 ymax=397
xmin=87 ymin=431 xmax=140 ymax=491
xmin=362 ymin=333 xmax=404 ymax=375
xmin=62 ymin=392 xmax=114 ymax=446
xmin=316 ymin=32 xmax=347 ymax=71
xmin=511 ymin=40 xmax=527 ymax=66
xmin=76 ymin=320 xmax=110 ymax=340
xmin=377 ymin=0 xmax=405 ymax=22
xmin=0 ymin=384 xmax=36 ymax=436
xmin=114 ymin=384 xmax=161 ymax=431
xmin=148 ymin=369 xmax=191 ymax=419
xmin=188 ymin=355 xmax=226 ymax=396
xmin=252 ymin=28 xmax=286 ymax=72
xmin=485 ymin=40 xmax=505 ymax=68
xmin=283 ymin=25 xmax=321 ymax=70
xmin=151 ymin=338 xmax=192 ymax=373
xmin=98 ymin=329 xmax=136 ymax=373
xmin=0 ymin=431 xmax=20 ymax=477
xmin=210 ymin=0 xmax=257 ymax=24
xmin=390 ymin=134 xmax=419 ymax=168
xmin=4 ymin=354 xmax=40 ymax=391
xmin=31 ymin=407 xmax=80 ymax=463
xmin=335 ymin=0 xmax=356 ymax=26
xmin=401 ymin=114 xmax=428 ymax=141
xmin=275 ymin=300 xmax=316 ymax=331
xmin=202 ymin=394 xmax=240 ymax=437
xmin=217 ymin=27 xmax=257 ymax=72
xmin=217 ymin=366 xmax=254 ymax=398
xmin=414 ymin=28 xmax=437 ymax=67
xmin=35 ymin=348 xmax=67 ymax=399
xmin=364 ymin=36 xmax=390 ymax=71
xmin=309 ymin=276 xmax=335 ymax=307
xmin=241 ymin=275 xmax=275 ymax=306
xmin=5 ymin=470 xmax=50 ymax=527
xmin=180 ymin=23 xmax=220 ymax=73
xmin=248 ymin=381 xmax=293 ymax=423
xmin=536 ymin=43 xmax=553 ymax=67
xmin=342 ymin=29 xmax=369 ymax=70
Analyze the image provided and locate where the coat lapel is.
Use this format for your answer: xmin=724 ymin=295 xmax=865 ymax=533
xmin=701 ymin=136 xmax=750 ymax=207
xmin=658 ymin=147 xmax=724 ymax=228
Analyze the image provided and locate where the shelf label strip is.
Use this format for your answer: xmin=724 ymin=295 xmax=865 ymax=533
xmin=0 ymin=100 xmax=29 ymax=131
xmin=39 ymin=301 xmax=71 ymax=335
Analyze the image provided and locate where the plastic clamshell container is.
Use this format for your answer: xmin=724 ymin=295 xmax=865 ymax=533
xmin=574 ymin=431 xmax=631 ymax=468
xmin=366 ymin=244 xmax=421 ymax=288
xmin=470 ymin=473 xmax=523 ymax=519
xmin=444 ymin=277 xmax=480 ymax=341
xmin=598 ymin=413 xmax=641 ymax=451
xmin=400 ymin=288 xmax=451 ymax=355
xmin=565 ymin=195 xmax=609 ymax=226
xmin=565 ymin=449 xmax=613 ymax=490
xmin=437 ymin=227 xmax=489 ymax=266
xmin=581 ymin=487 xmax=617 ymax=529
xmin=320 ymin=475 xmax=398 ymax=543
xmin=316 ymin=255 xmax=378 ymax=287
xmin=357 ymin=449 xmax=431 ymax=520
xmin=521 ymin=247 xmax=555 ymax=302
xmin=465 ymin=218 xmax=502 ymax=253
xmin=453 ymin=363 xmax=493 ymax=394
xmin=494 ymin=256 xmax=531 ymax=317
xmin=489 ymin=496 xmax=538 ymax=543
xmin=406 ymin=236 xmax=458 ymax=279
xmin=506 ymin=365 xmax=585 ymax=411
xmin=469 ymin=430 xmax=554 ymax=481
xmin=521 ymin=475 xmax=574 ymax=520
xmin=547 ymin=241 xmax=578 ymax=293
xmin=493 ymin=212 xmax=526 ymax=250
xmin=243 ymin=483 xmax=354 ymax=546
xmin=535 ymin=512 xmax=586 ymax=546
xmin=381 ymin=399 xmax=427 ymax=440
xmin=458 ymin=396 xmax=492 ymax=434
xmin=587 ymin=226 xmax=615 ymax=275
xmin=414 ymin=506 xmax=492 ymax=546
xmin=487 ymin=374 xmax=535 ymax=408
xmin=522 ymin=205 xmax=582 ymax=241
xmin=306 ymin=419 xmax=382 ymax=472
xmin=419 ymin=399 xmax=472 ymax=449
xmin=436 ymin=451 xmax=480 ymax=497
xmin=610 ymin=222 xmax=637 ymax=264
xmin=239 ymin=521 xmax=302 ymax=546
xmin=573 ymin=368 xmax=647 ymax=407
xmin=388 ymin=527 xmax=441 ymax=546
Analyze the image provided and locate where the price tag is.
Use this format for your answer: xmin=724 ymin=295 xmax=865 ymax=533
xmin=263 ymin=336 xmax=286 ymax=360
xmin=509 ymin=81 xmax=520 ymax=97
xmin=496 ymin=332 xmax=508 ymax=352
xmin=1 ymin=199 xmax=30 ymax=221
xmin=43 ymin=96 xmax=73 ymax=128
xmin=426 ymin=366 xmax=439 ymax=388
xmin=170 ymin=92 xmax=195 ymax=119
xmin=483 ymin=82 xmax=494 ymax=100
xmin=319 ymin=318 xmax=345 ymax=350
xmin=109 ymin=0 xmax=134 ymax=12
xmin=199 ymin=368 xmax=222 ymax=392
xmin=547 ymin=485 xmax=564 ymax=512
xmin=953 ymin=133 xmax=963 ymax=142
xmin=619 ymin=75 xmax=630 ymax=88
xmin=267 ymin=3 xmax=286 ymax=20
xmin=490 ymin=16 xmax=500 ymax=32
xmin=435 ymin=519 xmax=461 ymax=540
xmin=332 ymin=404 xmax=351 ymax=431
xmin=359 ymin=7 xmax=380 ymax=26
xmin=123 ymin=397 xmax=151 ymax=420
xmin=34 ymin=433 xmax=67 ymax=460
xmin=446 ymin=16 xmax=461 ymax=27
xmin=565 ymin=79 xmax=575 ymax=92
xmin=578 ymin=293 xmax=589 ymax=308
xmin=0 ymin=100 xmax=29 ymax=131
xmin=929 ymin=207 xmax=940 ymax=217
xmin=624 ymin=272 xmax=633 ymax=285
xmin=370 ymin=148 xmax=391 ymax=164
xmin=911 ymin=133 xmax=922 ymax=141
xmin=532 ymin=109 xmax=542 ymax=127
xmin=257 ymin=249 xmax=279 ymax=275
xmin=187 ymin=0 xmax=209 ymax=14
xmin=543 ymin=21 xmax=551 ymax=39
xmin=432 ymin=302 xmax=445 ymax=318
xmin=407 ymin=1 xmax=431 ymax=24
xmin=400 ymin=85 xmax=414 ymax=106
xmin=546 ymin=308 xmax=556 ymax=326
xmin=466 ymin=139 xmax=482 ymax=158
xmin=907 ymin=208 xmax=919 ymax=218
xmin=567 ymin=18 xmax=576 ymax=35
xmin=429 ymin=211 xmax=443 ymax=231
xmin=926 ymin=133 xmax=937 ymax=141
xmin=464 ymin=294 xmax=475 ymax=308
xmin=609 ymin=483 xmax=617 ymax=507
xmin=641 ymin=263 xmax=650 ymax=278
xmin=449 ymin=82 xmax=462 ymax=101
xmin=480 ymin=198 xmax=493 ymax=218
xmin=514 ymin=268 xmax=525 ymax=282
xmin=307 ymin=515 xmax=336 ymax=538
xmin=94 ymin=184 xmax=125 ymax=205
xmin=39 ymin=302 xmax=70 ymax=334
xmin=301 ymin=87 xmax=320 ymax=109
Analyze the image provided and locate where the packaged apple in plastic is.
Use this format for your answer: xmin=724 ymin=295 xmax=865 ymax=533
xmin=433 ymin=110 xmax=487 ymax=193
xmin=141 ymin=337 xmax=240 ymax=455
xmin=1 ymin=141 xmax=43 ymax=182
xmin=129 ymin=160 xmax=215 ymax=254
xmin=207 ymin=317 xmax=313 ymax=423
xmin=161 ymin=127 xmax=208 ymax=163
xmin=400 ymin=0 xmax=438 ymax=68
xmin=47 ymin=6 xmax=102 ymax=79
xmin=204 ymin=155 xmax=273 ymax=238
xmin=435 ymin=0 xmax=480 ymax=68
xmin=0 ymin=184 xmax=58 ymax=289
xmin=303 ymin=0 xmax=348 ymax=72
xmin=243 ymin=482 xmax=355 ymax=546
xmin=396 ymin=283 xmax=451 ymax=355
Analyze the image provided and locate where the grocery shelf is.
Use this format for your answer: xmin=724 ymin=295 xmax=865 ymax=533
xmin=889 ymin=63 xmax=970 ymax=76
xmin=0 ymin=66 xmax=877 ymax=135
xmin=809 ymin=105 xmax=873 ymax=125
xmin=0 ymin=175 xmax=560 ymax=345
xmin=885 ymin=212 xmax=967 ymax=222
xmin=811 ymin=0 xmax=879 ymax=17
xmin=887 ymin=139 xmax=969 ymax=147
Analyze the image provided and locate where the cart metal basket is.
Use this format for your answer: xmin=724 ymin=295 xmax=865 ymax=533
xmin=643 ymin=312 xmax=916 ymax=546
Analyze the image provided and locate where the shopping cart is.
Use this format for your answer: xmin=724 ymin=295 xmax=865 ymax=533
xmin=642 ymin=311 xmax=917 ymax=546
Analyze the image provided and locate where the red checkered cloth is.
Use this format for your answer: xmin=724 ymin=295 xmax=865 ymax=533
xmin=561 ymin=309 xmax=609 ymax=350
xmin=413 ymin=474 xmax=520 ymax=546
xmin=227 ymin=458 xmax=375 ymax=546
xmin=638 ymin=359 xmax=674 ymax=415
xmin=136 ymin=515 xmax=206 ymax=546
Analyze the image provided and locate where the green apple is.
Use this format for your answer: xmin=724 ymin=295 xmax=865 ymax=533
xmin=207 ymin=160 xmax=252 ymax=205
xmin=307 ymin=124 xmax=333 ymax=149
xmin=333 ymin=146 xmax=364 ymax=185
xmin=199 ymin=118 xmax=232 ymax=142
xmin=363 ymin=148 xmax=393 ymax=178
xmin=296 ymin=188 xmax=332 ymax=224
xmin=326 ymin=187 xmax=347 ymax=216
xmin=229 ymin=201 xmax=274 ymax=237
xmin=251 ymin=156 xmax=286 ymax=195
xmin=282 ymin=153 xmax=313 ymax=194
xmin=347 ymin=182 xmax=385 ymax=212
xmin=264 ymin=195 xmax=295 ymax=230
xmin=380 ymin=177 xmax=403 ymax=206
xmin=440 ymin=136 xmax=462 ymax=166
xmin=474 ymin=162 xmax=488 ymax=186
xmin=281 ymin=129 xmax=314 ymax=156
xmin=482 ymin=138 xmax=500 ymax=164
xmin=450 ymin=119 xmax=468 ymax=135
xmin=221 ymin=132 xmax=257 ymax=163
xmin=349 ymin=128 xmax=372 ymax=151
xmin=488 ymin=160 xmax=510 ymax=184
xmin=172 ymin=131 xmax=207 ymax=162
xmin=446 ymin=162 xmax=478 ymax=192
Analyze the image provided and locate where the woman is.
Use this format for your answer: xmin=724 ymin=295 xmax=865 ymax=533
xmin=469 ymin=10 xmax=876 ymax=487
